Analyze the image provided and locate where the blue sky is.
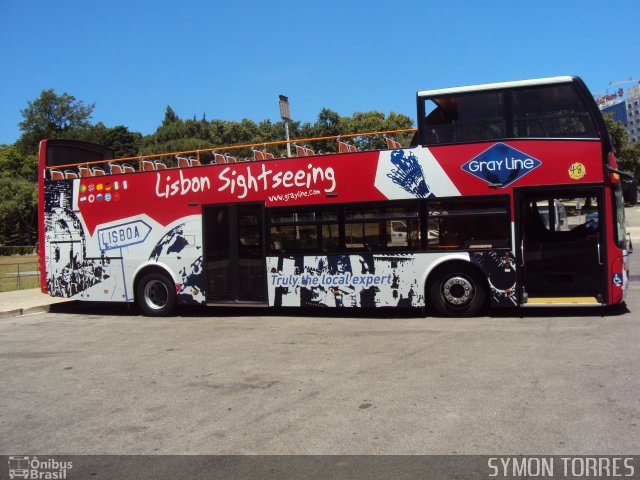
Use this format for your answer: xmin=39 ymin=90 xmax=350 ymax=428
xmin=0 ymin=0 xmax=638 ymax=145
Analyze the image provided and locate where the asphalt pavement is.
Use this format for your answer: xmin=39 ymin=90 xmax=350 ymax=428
xmin=0 ymin=206 xmax=638 ymax=457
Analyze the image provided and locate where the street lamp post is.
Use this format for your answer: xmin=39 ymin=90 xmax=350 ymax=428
xmin=279 ymin=95 xmax=292 ymax=158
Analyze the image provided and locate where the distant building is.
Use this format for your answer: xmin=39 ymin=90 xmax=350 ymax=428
xmin=602 ymin=101 xmax=628 ymax=125
xmin=600 ymin=83 xmax=640 ymax=143
xmin=626 ymin=85 xmax=640 ymax=143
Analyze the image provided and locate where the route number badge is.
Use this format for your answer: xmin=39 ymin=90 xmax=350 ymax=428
xmin=568 ymin=162 xmax=586 ymax=180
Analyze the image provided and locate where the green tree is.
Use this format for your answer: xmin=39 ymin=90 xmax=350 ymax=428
xmin=341 ymin=110 xmax=414 ymax=150
xmin=78 ymin=123 xmax=143 ymax=158
xmin=0 ymin=144 xmax=37 ymax=179
xmin=139 ymin=105 xmax=414 ymax=160
xmin=162 ymin=106 xmax=180 ymax=126
xmin=0 ymin=177 xmax=37 ymax=245
xmin=604 ymin=113 xmax=640 ymax=176
xmin=140 ymin=115 xmax=214 ymax=156
xmin=296 ymin=109 xmax=342 ymax=153
xmin=314 ymin=108 xmax=341 ymax=136
xmin=17 ymin=89 xmax=95 ymax=154
xmin=0 ymin=145 xmax=38 ymax=246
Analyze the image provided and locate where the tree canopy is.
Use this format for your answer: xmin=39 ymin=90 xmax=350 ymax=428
xmin=0 ymin=176 xmax=38 ymax=245
xmin=139 ymin=105 xmax=414 ymax=158
xmin=604 ymin=113 xmax=640 ymax=176
xmin=17 ymin=89 xmax=95 ymax=154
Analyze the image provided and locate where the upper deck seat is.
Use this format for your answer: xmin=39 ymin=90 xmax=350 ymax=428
xmin=49 ymin=169 xmax=64 ymax=180
xmin=141 ymin=159 xmax=156 ymax=171
xmin=294 ymin=144 xmax=306 ymax=157
xmin=109 ymin=163 xmax=124 ymax=175
xmin=252 ymin=148 xmax=266 ymax=161
xmin=176 ymin=155 xmax=190 ymax=168
xmin=383 ymin=135 xmax=402 ymax=149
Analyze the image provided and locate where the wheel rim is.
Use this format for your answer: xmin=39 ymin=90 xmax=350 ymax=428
xmin=442 ymin=275 xmax=475 ymax=308
xmin=144 ymin=280 xmax=169 ymax=310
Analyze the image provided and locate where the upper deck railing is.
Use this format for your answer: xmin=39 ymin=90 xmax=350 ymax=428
xmin=45 ymin=128 xmax=417 ymax=180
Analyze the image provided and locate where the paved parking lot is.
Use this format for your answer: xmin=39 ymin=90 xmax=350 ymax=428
xmin=1 ymin=209 xmax=639 ymax=455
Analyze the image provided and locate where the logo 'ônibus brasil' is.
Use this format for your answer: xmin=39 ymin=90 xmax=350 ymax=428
xmin=461 ymin=143 xmax=542 ymax=188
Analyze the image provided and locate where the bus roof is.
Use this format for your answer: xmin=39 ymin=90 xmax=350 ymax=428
xmin=417 ymin=76 xmax=575 ymax=98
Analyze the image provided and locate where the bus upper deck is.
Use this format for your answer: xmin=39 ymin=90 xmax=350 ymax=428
xmin=42 ymin=129 xmax=416 ymax=181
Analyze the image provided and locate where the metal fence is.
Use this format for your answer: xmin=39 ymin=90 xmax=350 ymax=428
xmin=0 ymin=261 xmax=39 ymax=291
xmin=0 ymin=246 xmax=39 ymax=292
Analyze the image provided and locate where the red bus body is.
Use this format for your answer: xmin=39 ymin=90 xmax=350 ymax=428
xmin=38 ymin=77 xmax=631 ymax=316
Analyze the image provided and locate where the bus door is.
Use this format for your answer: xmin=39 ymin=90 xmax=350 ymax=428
xmin=517 ymin=188 xmax=605 ymax=305
xmin=202 ymin=203 xmax=267 ymax=305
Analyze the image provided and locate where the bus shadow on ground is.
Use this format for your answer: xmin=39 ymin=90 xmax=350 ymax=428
xmin=51 ymin=301 xmax=630 ymax=320
xmin=52 ymin=302 xmax=424 ymax=320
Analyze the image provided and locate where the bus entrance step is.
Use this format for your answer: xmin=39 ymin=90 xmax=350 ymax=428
xmin=523 ymin=297 xmax=602 ymax=307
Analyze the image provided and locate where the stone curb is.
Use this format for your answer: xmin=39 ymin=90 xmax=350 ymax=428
xmin=0 ymin=302 xmax=79 ymax=319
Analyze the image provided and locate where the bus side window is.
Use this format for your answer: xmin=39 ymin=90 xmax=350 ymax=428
xmin=422 ymin=92 xmax=505 ymax=146
xmin=322 ymin=225 xmax=339 ymax=253
xmin=511 ymin=85 xmax=598 ymax=138
xmin=268 ymin=206 xmax=339 ymax=255
xmin=424 ymin=106 xmax=454 ymax=145
xmin=439 ymin=217 xmax=463 ymax=248
xmin=526 ymin=196 xmax=600 ymax=243
xmin=427 ymin=198 xmax=510 ymax=250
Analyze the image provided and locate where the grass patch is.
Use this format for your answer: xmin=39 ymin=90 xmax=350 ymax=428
xmin=0 ymin=255 xmax=40 ymax=292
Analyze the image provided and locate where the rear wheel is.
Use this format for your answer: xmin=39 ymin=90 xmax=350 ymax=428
xmin=136 ymin=271 xmax=176 ymax=316
xmin=428 ymin=263 xmax=486 ymax=317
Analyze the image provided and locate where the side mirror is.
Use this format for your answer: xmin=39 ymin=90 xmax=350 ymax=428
xmin=627 ymin=232 xmax=634 ymax=254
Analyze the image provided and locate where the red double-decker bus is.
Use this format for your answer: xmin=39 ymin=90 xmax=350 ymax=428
xmin=38 ymin=76 xmax=631 ymax=316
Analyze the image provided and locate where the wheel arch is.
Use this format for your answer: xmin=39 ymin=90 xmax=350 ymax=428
xmin=132 ymin=262 xmax=179 ymax=302
xmin=418 ymin=253 xmax=471 ymax=293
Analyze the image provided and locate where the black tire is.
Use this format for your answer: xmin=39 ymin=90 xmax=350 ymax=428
xmin=428 ymin=263 xmax=486 ymax=317
xmin=136 ymin=271 xmax=176 ymax=317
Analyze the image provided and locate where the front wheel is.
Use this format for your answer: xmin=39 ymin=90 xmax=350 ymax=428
xmin=428 ymin=264 xmax=486 ymax=317
xmin=136 ymin=272 xmax=176 ymax=316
